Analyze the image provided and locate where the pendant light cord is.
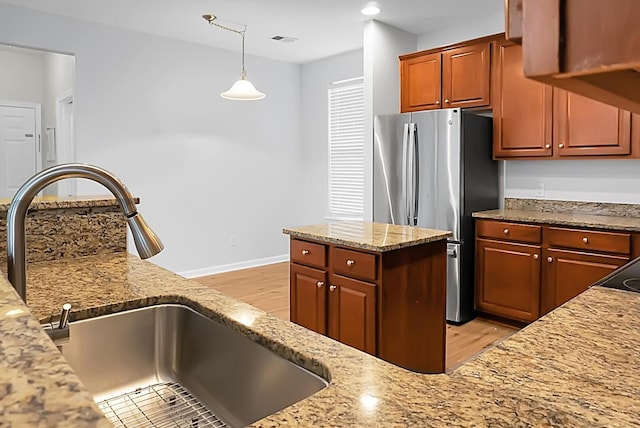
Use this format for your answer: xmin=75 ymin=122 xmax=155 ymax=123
xmin=205 ymin=17 xmax=247 ymax=79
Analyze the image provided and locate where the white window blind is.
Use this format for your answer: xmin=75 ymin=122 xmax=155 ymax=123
xmin=328 ymin=78 xmax=364 ymax=219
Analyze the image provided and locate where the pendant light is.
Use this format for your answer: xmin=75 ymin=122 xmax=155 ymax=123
xmin=203 ymin=14 xmax=266 ymax=101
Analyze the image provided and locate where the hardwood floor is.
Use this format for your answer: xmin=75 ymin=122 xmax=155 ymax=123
xmin=194 ymin=262 xmax=518 ymax=370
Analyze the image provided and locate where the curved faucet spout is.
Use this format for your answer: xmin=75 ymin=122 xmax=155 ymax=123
xmin=6 ymin=163 xmax=164 ymax=302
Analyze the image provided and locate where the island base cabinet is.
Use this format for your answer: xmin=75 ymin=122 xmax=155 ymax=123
xmin=328 ymin=274 xmax=376 ymax=355
xmin=290 ymin=263 xmax=327 ymax=335
xmin=378 ymin=240 xmax=447 ymax=374
xmin=541 ymin=249 xmax=628 ymax=314
xmin=288 ymin=236 xmax=447 ymax=374
xmin=475 ymin=239 xmax=541 ymax=322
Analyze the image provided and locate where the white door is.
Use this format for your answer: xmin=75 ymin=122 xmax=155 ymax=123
xmin=0 ymin=105 xmax=38 ymax=199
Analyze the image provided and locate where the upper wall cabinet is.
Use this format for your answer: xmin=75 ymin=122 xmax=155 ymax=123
xmin=493 ymin=39 xmax=639 ymax=160
xmin=400 ymin=40 xmax=493 ymax=113
xmin=509 ymin=0 xmax=640 ymax=115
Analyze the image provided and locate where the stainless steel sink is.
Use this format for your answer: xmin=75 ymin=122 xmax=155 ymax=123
xmin=60 ymin=304 xmax=328 ymax=428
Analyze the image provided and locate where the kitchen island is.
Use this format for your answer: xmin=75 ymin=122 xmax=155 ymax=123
xmin=1 ymin=251 xmax=639 ymax=426
xmin=283 ymin=221 xmax=451 ymax=374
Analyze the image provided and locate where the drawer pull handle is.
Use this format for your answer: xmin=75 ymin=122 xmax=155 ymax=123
xmin=547 ymin=257 xmax=553 ymax=263
xmin=533 ymin=254 xmax=539 ymax=260
xmin=301 ymin=249 xmax=309 ymax=255
xmin=346 ymin=259 xmax=355 ymax=267
xmin=316 ymin=281 xmax=324 ymax=288
xmin=583 ymin=237 xmax=589 ymax=244
xmin=545 ymin=144 xmax=551 ymax=149
xmin=329 ymin=285 xmax=337 ymax=291
xmin=503 ymin=228 xmax=509 ymax=235
xmin=559 ymin=143 xmax=565 ymax=149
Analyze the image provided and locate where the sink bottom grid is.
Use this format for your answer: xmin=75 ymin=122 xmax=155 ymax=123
xmin=96 ymin=381 xmax=228 ymax=428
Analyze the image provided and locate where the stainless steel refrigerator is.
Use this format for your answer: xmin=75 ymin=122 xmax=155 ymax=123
xmin=373 ymin=108 xmax=498 ymax=324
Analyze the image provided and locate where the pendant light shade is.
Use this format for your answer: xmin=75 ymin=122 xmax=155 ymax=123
xmin=221 ymin=76 xmax=266 ymax=100
xmin=203 ymin=14 xmax=266 ymax=101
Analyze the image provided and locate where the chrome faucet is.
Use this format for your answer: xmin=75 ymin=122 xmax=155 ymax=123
xmin=6 ymin=163 xmax=164 ymax=303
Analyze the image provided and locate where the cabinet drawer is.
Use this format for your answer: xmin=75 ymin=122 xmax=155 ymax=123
xmin=545 ymin=227 xmax=630 ymax=255
xmin=476 ymin=220 xmax=541 ymax=244
xmin=331 ymin=247 xmax=377 ymax=282
xmin=290 ymin=239 xmax=327 ymax=268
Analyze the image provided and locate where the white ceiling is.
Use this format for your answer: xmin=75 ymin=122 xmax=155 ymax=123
xmin=0 ymin=0 xmax=503 ymax=63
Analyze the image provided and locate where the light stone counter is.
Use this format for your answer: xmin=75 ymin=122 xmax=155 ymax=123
xmin=474 ymin=198 xmax=640 ymax=231
xmin=0 ymin=253 xmax=639 ymax=426
xmin=283 ymin=221 xmax=452 ymax=251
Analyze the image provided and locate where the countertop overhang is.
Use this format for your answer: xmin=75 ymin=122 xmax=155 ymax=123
xmin=474 ymin=208 xmax=640 ymax=232
xmin=283 ymin=221 xmax=452 ymax=252
xmin=1 ymin=253 xmax=639 ymax=426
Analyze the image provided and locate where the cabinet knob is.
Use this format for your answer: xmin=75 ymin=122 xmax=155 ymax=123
xmin=435 ymin=100 xmax=440 ymax=105
xmin=301 ymin=249 xmax=309 ymax=255
xmin=346 ymin=259 xmax=355 ymax=267
xmin=547 ymin=257 xmax=553 ymax=263
xmin=503 ymin=228 xmax=509 ymax=235
xmin=559 ymin=143 xmax=565 ymax=149
xmin=445 ymin=99 xmax=450 ymax=104
xmin=583 ymin=237 xmax=589 ymax=244
xmin=329 ymin=285 xmax=337 ymax=291
xmin=545 ymin=144 xmax=551 ymax=149
xmin=533 ymin=254 xmax=539 ymax=260
xmin=316 ymin=281 xmax=324 ymax=288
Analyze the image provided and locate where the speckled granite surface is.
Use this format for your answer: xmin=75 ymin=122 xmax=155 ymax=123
xmin=283 ymin=221 xmax=452 ymax=251
xmin=505 ymin=197 xmax=640 ymax=217
xmin=1 ymin=253 xmax=639 ymax=426
xmin=0 ymin=196 xmax=132 ymax=266
xmin=474 ymin=198 xmax=640 ymax=231
xmin=473 ymin=209 xmax=640 ymax=231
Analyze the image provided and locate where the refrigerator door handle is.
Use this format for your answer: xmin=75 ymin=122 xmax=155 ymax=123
xmin=401 ymin=123 xmax=410 ymax=225
xmin=410 ymin=123 xmax=419 ymax=226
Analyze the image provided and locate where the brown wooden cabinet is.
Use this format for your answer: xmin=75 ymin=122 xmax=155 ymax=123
xmin=475 ymin=220 xmax=542 ymax=322
xmin=540 ymin=226 xmax=630 ymax=314
xmin=442 ymin=43 xmax=491 ymax=109
xmin=400 ymin=39 xmax=493 ymax=113
xmin=493 ymin=39 xmax=638 ymax=160
xmin=288 ymin=236 xmax=446 ymax=374
xmin=400 ymin=52 xmax=441 ymax=112
xmin=513 ymin=0 xmax=640 ymax=115
xmin=493 ymin=40 xmax=552 ymax=158
xmin=475 ymin=219 xmax=631 ymax=322
xmin=327 ymin=274 xmax=376 ymax=355
xmin=290 ymin=263 xmax=327 ymax=335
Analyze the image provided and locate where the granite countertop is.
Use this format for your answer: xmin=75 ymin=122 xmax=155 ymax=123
xmin=1 ymin=253 xmax=639 ymax=426
xmin=283 ymin=221 xmax=452 ymax=251
xmin=473 ymin=209 xmax=640 ymax=232
xmin=0 ymin=195 xmax=139 ymax=212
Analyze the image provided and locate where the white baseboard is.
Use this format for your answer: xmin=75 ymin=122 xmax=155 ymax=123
xmin=177 ymin=254 xmax=289 ymax=279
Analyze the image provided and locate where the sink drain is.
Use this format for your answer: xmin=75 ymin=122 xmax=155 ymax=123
xmin=96 ymin=381 xmax=227 ymax=427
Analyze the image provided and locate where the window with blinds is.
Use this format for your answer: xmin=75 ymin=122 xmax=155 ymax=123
xmin=328 ymin=78 xmax=364 ymax=219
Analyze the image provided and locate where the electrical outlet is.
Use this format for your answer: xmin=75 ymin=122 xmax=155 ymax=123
xmin=230 ymin=235 xmax=239 ymax=246
xmin=536 ymin=183 xmax=545 ymax=197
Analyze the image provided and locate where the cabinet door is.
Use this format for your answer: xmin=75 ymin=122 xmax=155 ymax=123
xmin=475 ymin=239 xmax=541 ymax=322
xmin=442 ymin=42 xmax=491 ymax=109
xmin=554 ymin=90 xmax=632 ymax=156
xmin=290 ymin=263 xmax=327 ymax=334
xmin=541 ymin=249 xmax=628 ymax=314
xmin=400 ymin=52 xmax=441 ymax=112
xmin=493 ymin=40 xmax=553 ymax=158
xmin=328 ymin=274 xmax=376 ymax=355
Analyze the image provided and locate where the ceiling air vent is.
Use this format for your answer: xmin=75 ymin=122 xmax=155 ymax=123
xmin=271 ymin=35 xmax=298 ymax=43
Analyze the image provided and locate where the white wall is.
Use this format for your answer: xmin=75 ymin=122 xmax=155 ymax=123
xmin=43 ymin=51 xmax=74 ymax=166
xmin=0 ymin=47 xmax=45 ymax=104
xmin=300 ymin=49 xmax=363 ymax=225
xmin=417 ymin=12 xmax=504 ymax=51
xmin=364 ymin=20 xmax=417 ymax=220
xmin=0 ymin=3 xmax=307 ymax=275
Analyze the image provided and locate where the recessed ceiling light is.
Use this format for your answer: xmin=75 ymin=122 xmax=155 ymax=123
xmin=361 ymin=3 xmax=381 ymax=16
